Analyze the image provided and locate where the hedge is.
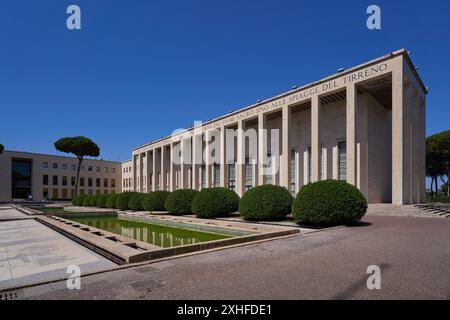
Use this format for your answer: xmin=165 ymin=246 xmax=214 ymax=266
xmin=82 ymin=195 xmax=92 ymax=206
xmin=142 ymin=191 xmax=170 ymax=211
xmin=192 ymin=187 xmax=239 ymax=218
xmin=96 ymin=194 xmax=110 ymax=208
xmin=75 ymin=194 xmax=86 ymax=206
xmin=71 ymin=195 xmax=78 ymax=205
xmin=164 ymin=189 xmax=199 ymax=215
xmin=128 ymin=193 xmax=146 ymax=211
xmin=292 ymin=180 xmax=367 ymax=226
xmin=239 ymin=185 xmax=293 ymax=221
xmin=116 ymin=192 xmax=139 ymax=210
xmin=106 ymin=193 xmax=118 ymax=209
xmin=89 ymin=195 xmax=100 ymax=207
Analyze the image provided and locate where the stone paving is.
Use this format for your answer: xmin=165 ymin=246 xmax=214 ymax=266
xmin=0 ymin=218 xmax=116 ymax=291
xmin=0 ymin=206 xmax=32 ymax=221
xmin=15 ymin=214 xmax=450 ymax=300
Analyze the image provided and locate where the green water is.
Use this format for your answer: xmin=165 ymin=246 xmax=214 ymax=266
xmin=68 ymin=216 xmax=233 ymax=248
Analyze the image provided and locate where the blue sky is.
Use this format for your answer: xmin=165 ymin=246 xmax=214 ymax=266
xmin=0 ymin=0 xmax=449 ymax=162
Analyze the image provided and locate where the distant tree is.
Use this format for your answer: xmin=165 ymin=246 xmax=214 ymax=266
xmin=426 ymin=130 xmax=450 ymax=197
xmin=54 ymin=136 xmax=100 ymax=196
xmin=0 ymin=144 xmax=4 ymax=154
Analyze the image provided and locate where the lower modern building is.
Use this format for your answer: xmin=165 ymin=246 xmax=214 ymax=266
xmin=0 ymin=150 xmax=122 ymax=202
xmin=123 ymin=49 xmax=427 ymax=205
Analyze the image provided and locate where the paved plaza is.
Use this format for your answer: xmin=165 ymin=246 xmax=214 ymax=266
xmin=0 ymin=213 xmax=116 ymax=291
xmin=11 ymin=214 xmax=450 ymax=300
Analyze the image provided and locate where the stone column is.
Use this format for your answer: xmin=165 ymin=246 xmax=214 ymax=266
xmin=258 ymin=113 xmax=266 ymax=186
xmin=146 ymin=150 xmax=151 ymax=193
xmin=346 ymin=84 xmax=357 ymax=185
xmin=220 ymin=126 xmax=227 ymax=187
xmin=161 ymin=145 xmax=166 ymax=191
xmin=204 ymin=131 xmax=211 ymax=188
xmin=392 ymin=60 xmax=405 ymax=204
xmin=152 ymin=149 xmax=156 ymax=191
xmin=281 ymin=105 xmax=291 ymax=189
xmin=180 ymin=139 xmax=185 ymax=189
xmin=192 ymin=134 xmax=200 ymax=190
xmin=169 ymin=143 xmax=175 ymax=191
xmin=236 ymin=119 xmax=245 ymax=196
xmin=311 ymin=95 xmax=321 ymax=182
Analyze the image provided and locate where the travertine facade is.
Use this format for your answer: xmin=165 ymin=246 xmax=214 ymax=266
xmin=123 ymin=50 xmax=427 ymax=204
xmin=0 ymin=150 xmax=122 ymax=201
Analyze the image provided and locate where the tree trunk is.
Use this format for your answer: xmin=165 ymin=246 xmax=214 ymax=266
xmin=430 ymin=176 xmax=435 ymax=198
xmin=74 ymin=156 xmax=83 ymax=197
xmin=435 ymin=176 xmax=439 ymax=197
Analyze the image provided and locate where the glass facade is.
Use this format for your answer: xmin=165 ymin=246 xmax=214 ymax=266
xmin=11 ymin=159 xmax=32 ymax=199
xmin=227 ymin=164 xmax=235 ymax=191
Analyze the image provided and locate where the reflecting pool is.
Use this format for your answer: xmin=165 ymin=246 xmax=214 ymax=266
xmin=68 ymin=216 xmax=234 ymax=248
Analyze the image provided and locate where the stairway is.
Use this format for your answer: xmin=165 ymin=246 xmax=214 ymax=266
xmin=414 ymin=204 xmax=450 ymax=218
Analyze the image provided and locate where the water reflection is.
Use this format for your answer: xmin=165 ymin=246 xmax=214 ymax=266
xmin=69 ymin=216 xmax=231 ymax=248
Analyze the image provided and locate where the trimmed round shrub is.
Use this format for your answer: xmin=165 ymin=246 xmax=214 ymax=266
xmin=239 ymin=185 xmax=293 ymax=221
xmin=96 ymin=194 xmax=109 ymax=208
xmin=116 ymin=192 xmax=139 ymax=210
xmin=71 ymin=195 xmax=78 ymax=205
xmin=82 ymin=195 xmax=92 ymax=207
xmin=89 ymin=195 xmax=100 ymax=206
xmin=128 ymin=193 xmax=146 ymax=211
xmin=292 ymin=180 xmax=367 ymax=226
xmin=106 ymin=193 xmax=118 ymax=209
xmin=142 ymin=191 xmax=170 ymax=211
xmin=192 ymin=187 xmax=239 ymax=218
xmin=75 ymin=194 xmax=86 ymax=206
xmin=164 ymin=189 xmax=199 ymax=215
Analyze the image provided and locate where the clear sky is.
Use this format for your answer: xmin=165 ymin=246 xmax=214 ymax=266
xmin=1 ymin=0 xmax=449 ymax=162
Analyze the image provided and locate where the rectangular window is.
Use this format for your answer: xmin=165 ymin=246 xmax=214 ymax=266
xmin=52 ymin=175 xmax=58 ymax=186
xmin=338 ymin=141 xmax=347 ymax=181
xmin=308 ymin=146 xmax=312 ymax=183
xmin=111 ymin=178 xmax=116 ymax=188
xmin=80 ymin=177 xmax=85 ymax=187
xmin=96 ymin=167 xmax=101 ymax=172
xmin=111 ymin=168 xmax=115 ymax=173
xmin=227 ymin=164 xmax=235 ymax=191
xmin=96 ymin=178 xmax=101 ymax=187
xmin=104 ymin=178 xmax=108 ymax=188
xmin=266 ymin=153 xmax=272 ymax=185
xmin=53 ymin=163 xmax=58 ymax=169
xmin=245 ymin=158 xmax=253 ymax=191
xmin=71 ymin=176 xmax=76 ymax=186
xmin=88 ymin=177 xmax=93 ymax=187
xmin=43 ymin=175 xmax=48 ymax=186
xmin=201 ymin=165 xmax=206 ymax=189
xmin=290 ymin=149 xmax=296 ymax=195
xmin=43 ymin=162 xmax=48 ymax=169
xmin=88 ymin=189 xmax=93 ymax=196
xmin=62 ymin=163 xmax=68 ymax=170
xmin=81 ymin=165 xmax=85 ymax=171
xmin=71 ymin=164 xmax=76 ymax=170
xmin=43 ymin=188 xmax=49 ymax=200
xmin=88 ymin=166 xmax=93 ymax=172
xmin=104 ymin=167 xmax=108 ymax=173
xmin=214 ymin=164 xmax=220 ymax=187
xmin=62 ymin=176 xmax=67 ymax=186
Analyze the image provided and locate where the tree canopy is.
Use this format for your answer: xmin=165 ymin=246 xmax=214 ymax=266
xmin=0 ymin=144 xmax=4 ymax=154
xmin=426 ymin=130 xmax=450 ymax=197
xmin=54 ymin=136 xmax=100 ymax=158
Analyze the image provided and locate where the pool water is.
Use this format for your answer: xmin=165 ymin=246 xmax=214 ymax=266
xmin=68 ymin=216 xmax=234 ymax=248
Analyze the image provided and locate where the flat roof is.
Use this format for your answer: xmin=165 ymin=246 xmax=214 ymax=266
xmin=2 ymin=149 xmax=121 ymax=164
xmin=132 ymin=49 xmax=427 ymax=152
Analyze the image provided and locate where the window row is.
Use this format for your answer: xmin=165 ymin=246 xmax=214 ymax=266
xmin=43 ymin=175 xmax=115 ymax=188
xmin=42 ymin=162 xmax=116 ymax=173
xmin=42 ymin=188 xmax=115 ymax=200
xmin=123 ymin=166 xmax=132 ymax=174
